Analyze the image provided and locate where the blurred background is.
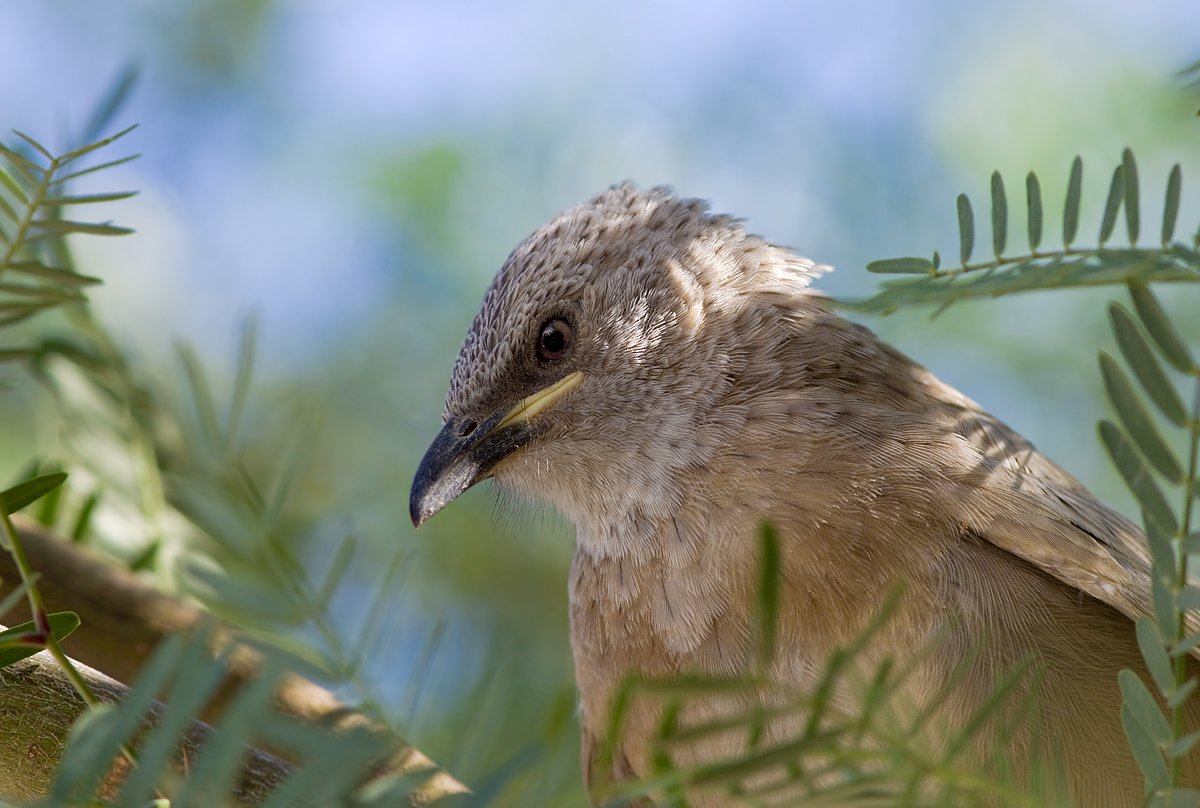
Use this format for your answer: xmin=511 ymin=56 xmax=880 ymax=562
xmin=2 ymin=1 xmax=1199 ymax=804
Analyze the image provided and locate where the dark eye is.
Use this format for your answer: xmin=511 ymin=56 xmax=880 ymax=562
xmin=537 ymin=318 xmax=574 ymax=362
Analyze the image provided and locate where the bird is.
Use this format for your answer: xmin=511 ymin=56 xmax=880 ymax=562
xmin=409 ymin=183 xmax=1200 ymax=806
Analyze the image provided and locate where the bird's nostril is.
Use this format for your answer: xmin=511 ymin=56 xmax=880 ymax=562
xmin=459 ymin=419 xmax=477 ymax=437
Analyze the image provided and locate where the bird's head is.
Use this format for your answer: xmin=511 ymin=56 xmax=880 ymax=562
xmin=409 ymin=183 xmax=826 ymax=529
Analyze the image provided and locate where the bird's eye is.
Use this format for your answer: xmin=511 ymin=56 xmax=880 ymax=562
xmin=537 ymin=318 xmax=574 ymax=362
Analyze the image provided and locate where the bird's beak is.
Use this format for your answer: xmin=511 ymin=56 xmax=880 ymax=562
xmin=409 ymin=371 xmax=584 ymax=527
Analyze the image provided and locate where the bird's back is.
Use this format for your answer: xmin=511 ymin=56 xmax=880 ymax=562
xmin=570 ymin=296 xmax=1200 ymax=805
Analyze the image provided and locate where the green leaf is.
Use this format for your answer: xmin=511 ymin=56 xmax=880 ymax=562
xmin=0 ymin=194 xmax=20 ymax=225
xmin=1174 ymin=629 xmax=1200 ymax=657
xmin=1129 ymin=283 xmax=1196 ymax=374
xmin=80 ymin=66 xmax=140 ymax=144
xmin=1098 ymin=352 xmax=1183 ymax=483
xmin=1179 ymin=586 xmax=1200 ymax=611
xmin=1098 ymin=420 xmax=1178 ymax=534
xmin=1168 ymin=677 xmax=1199 ymax=709
xmin=0 ymin=577 xmax=32 ymax=617
xmin=1123 ymin=148 xmax=1140 ymax=245
xmin=1184 ymin=532 xmax=1200 ymax=555
xmin=7 ymin=261 xmax=101 ymax=287
xmin=0 ymin=611 xmax=81 ymax=668
xmin=1120 ymin=669 xmax=1172 ymax=746
xmin=116 ymin=631 xmax=230 ymax=804
xmin=39 ymin=191 xmax=138 ymax=207
xmin=1099 ymin=164 xmax=1125 ymax=245
xmin=990 ymin=170 xmax=1007 ymax=257
xmin=757 ymin=522 xmax=780 ymax=669
xmin=1168 ymin=732 xmax=1200 ymax=759
xmin=0 ymin=165 xmax=29 ymax=203
xmin=50 ymin=153 xmax=140 ymax=186
xmin=1026 ymin=171 xmax=1043 ymax=251
xmin=12 ymin=130 xmax=54 ymax=161
xmin=1136 ymin=616 xmax=1175 ymax=695
xmin=28 ymin=219 xmax=133 ymax=237
xmin=1153 ymin=575 xmax=1177 ymax=636
xmin=57 ymin=124 xmax=138 ymax=166
xmin=1063 ymin=156 xmax=1083 ymax=247
xmin=0 ymin=144 xmax=45 ymax=184
xmin=956 ymin=193 xmax=974 ymax=266
xmin=0 ymin=472 xmax=68 ymax=514
xmin=1109 ymin=304 xmax=1188 ymax=427
xmin=867 ymin=257 xmax=934 ymax=274
xmin=1163 ymin=164 xmax=1182 ymax=246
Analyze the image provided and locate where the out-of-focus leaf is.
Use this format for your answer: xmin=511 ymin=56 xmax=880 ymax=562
xmin=0 ymin=165 xmax=30 ymax=202
xmin=0 ymin=144 xmax=44 ymax=183
xmin=0 ymin=472 xmax=68 ymax=514
xmin=1168 ymin=733 xmax=1200 ymax=759
xmin=80 ymin=65 xmax=140 ymax=145
xmin=7 ymin=261 xmax=101 ymax=286
xmin=28 ymin=219 xmax=133 ymax=237
xmin=1136 ymin=616 xmax=1175 ymax=695
xmin=50 ymin=153 xmax=140 ymax=186
xmin=57 ymin=124 xmax=138 ymax=165
xmin=12 ymin=130 xmax=53 ymax=161
xmin=1177 ymin=586 xmax=1200 ymax=611
xmin=39 ymin=191 xmax=138 ymax=206
xmin=183 ymin=557 xmax=304 ymax=627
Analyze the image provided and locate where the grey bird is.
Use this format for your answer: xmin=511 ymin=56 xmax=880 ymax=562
xmin=410 ymin=184 xmax=1200 ymax=806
